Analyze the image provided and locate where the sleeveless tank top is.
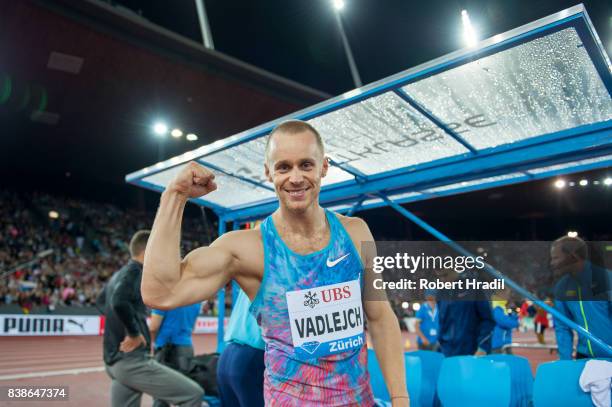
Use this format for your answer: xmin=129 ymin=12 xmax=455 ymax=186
xmin=250 ymin=210 xmax=374 ymax=406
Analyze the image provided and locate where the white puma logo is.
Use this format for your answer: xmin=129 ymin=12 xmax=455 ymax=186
xmin=326 ymin=253 xmax=350 ymax=268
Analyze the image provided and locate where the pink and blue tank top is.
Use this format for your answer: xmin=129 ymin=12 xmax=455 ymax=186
xmin=250 ymin=210 xmax=374 ymax=406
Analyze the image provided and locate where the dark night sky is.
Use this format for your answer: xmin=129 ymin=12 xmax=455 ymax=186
xmin=113 ymin=0 xmax=612 ymax=96
xmin=2 ymin=0 xmax=611 ymax=240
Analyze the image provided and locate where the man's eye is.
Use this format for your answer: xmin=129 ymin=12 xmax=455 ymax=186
xmin=302 ymin=162 xmax=313 ymax=169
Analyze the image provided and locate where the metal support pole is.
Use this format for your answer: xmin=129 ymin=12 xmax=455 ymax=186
xmin=195 ymin=0 xmax=215 ymax=50
xmin=378 ymin=193 xmax=612 ymax=357
xmin=216 ymin=218 xmax=226 ymax=352
xmin=333 ymin=10 xmax=362 ymax=88
xmin=347 ymin=196 xmax=365 ymax=217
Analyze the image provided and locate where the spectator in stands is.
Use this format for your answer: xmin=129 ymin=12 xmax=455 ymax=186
xmin=96 ymin=230 xmax=203 ymax=407
xmin=1 ymin=190 xmax=213 ymax=312
xmin=491 ymin=289 xmax=519 ymax=354
xmin=414 ymin=290 xmax=440 ymax=351
xmin=550 ymin=236 xmax=612 ymax=359
xmin=149 ymin=302 xmax=203 ymax=407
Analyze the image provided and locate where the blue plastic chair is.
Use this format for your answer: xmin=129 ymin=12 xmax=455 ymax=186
xmin=404 ymin=354 xmax=423 ymax=407
xmin=203 ymin=396 xmax=220 ymax=407
xmin=533 ymin=360 xmax=593 ymax=407
xmin=406 ymin=351 xmax=445 ymax=407
xmin=368 ymin=349 xmax=446 ymax=407
xmin=437 ymin=356 xmax=511 ymax=407
xmin=486 ymin=354 xmax=533 ymax=407
xmin=368 ymin=349 xmax=391 ymax=402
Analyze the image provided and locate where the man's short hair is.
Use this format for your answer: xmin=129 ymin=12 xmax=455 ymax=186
xmin=265 ymin=120 xmax=324 ymax=163
xmin=552 ymin=236 xmax=588 ymax=260
xmin=129 ymin=230 xmax=150 ymax=257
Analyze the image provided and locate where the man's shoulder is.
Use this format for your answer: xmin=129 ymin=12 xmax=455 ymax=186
xmin=214 ymin=227 xmax=262 ymax=246
xmin=334 ymin=213 xmax=371 ymax=236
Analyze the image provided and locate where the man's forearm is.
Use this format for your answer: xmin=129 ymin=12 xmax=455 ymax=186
xmin=369 ymin=311 xmax=408 ymax=400
xmin=142 ymin=190 xmax=188 ymax=306
xmin=414 ymin=322 xmax=427 ymax=343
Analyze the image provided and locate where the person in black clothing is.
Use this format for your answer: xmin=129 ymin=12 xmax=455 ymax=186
xmin=96 ymin=230 xmax=203 ymax=407
xmin=436 ymin=271 xmax=495 ymax=356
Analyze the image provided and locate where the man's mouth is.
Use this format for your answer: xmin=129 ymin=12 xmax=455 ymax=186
xmin=285 ymin=188 xmax=309 ymax=198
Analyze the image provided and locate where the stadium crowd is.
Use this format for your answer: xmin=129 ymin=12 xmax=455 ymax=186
xmin=0 ymin=190 xmax=214 ymax=313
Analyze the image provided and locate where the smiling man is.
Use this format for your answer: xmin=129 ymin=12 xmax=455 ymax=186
xmin=142 ymin=120 xmax=408 ymax=406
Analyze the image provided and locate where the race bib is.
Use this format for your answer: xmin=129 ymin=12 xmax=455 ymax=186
xmin=286 ymin=279 xmax=364 ymax=359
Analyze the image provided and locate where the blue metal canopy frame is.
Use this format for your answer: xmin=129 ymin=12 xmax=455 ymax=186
xmin=126 ymin=4 xmax=612 ymax=355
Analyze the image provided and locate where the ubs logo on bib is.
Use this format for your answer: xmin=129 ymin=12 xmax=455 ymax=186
xmin=321 ymin=286 xmax=351 ymax=303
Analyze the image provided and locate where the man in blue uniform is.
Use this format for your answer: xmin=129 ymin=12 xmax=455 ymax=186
xmin=149 ymin=302 xmax=202 ymax=407
xmin=414 ymin=290 xmax=439 ymax=351
xmin=551 ymin=236 xmax=612 ymax=359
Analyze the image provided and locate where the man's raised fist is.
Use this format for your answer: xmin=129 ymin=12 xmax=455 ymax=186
xmin=168 ymin=161 xmax=217 ymax=198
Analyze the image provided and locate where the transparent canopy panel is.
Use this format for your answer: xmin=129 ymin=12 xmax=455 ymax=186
xmin=200 ymin=137 xmax=355 ymax=186
xmin=309 ymin=92 xmax=470 ymax=175
xmin=142 ymin=163 xmax=276 ymax=208
xmin=127 ymin=7 xmax=612 ymax=219
xmin=403 ymin=28 xmax=612 ymax=150
xmin=525 ymin=154 xmax=612 ymax=175
xmin=327 ymin=191 xmax=423 ymax=212
xmin=421 ymin=173 xmax=526 ymax=194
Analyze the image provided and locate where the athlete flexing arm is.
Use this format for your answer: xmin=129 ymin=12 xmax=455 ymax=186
xmin=344 ymin=216 xmax=409 ymax=407
xmin=141 ymin=162 xmax=261 ymax=310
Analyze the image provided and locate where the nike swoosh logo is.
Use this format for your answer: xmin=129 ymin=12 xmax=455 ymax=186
xmin=327 ymin=253 xmax=350 ymax=268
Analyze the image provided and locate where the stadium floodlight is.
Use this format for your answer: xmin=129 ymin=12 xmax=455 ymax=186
xmin=604 ymin=177 xmax=612 ymax=186
xmin=567 ymin=231 xmax=578 ymax=238
xmin=186 ymin=133 xmax=198 ymax=142
xmin=331 ymin=0 xmax=362 ymax=88
xmin=332 ymin=0 xmax=345 ymax=11
xmin=171 ymin=128 xmax=183 ymax=138
xmin=554 ymin=179 xmax=566 ymax=189
xmin=461 ymin=10 xmax=478 ymax=47
xmin=401 ymin=301 xmax=409 ymax=310
xmin=153 ymin=122 xmax=168 ymax=136
xmin=412 ymin=303 xmax=421 ymax=311
xmin=49 ymin=210 xmax=59 ymax=219
xmin=579 ymin=179 xmax=588 ymax=186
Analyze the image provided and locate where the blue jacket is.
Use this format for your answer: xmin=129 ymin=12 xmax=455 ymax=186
xmin=438 ymin=300 xmax=495 ymax=356
xmin=553 ymin=269 xmax=612 ymax=359
xmin=152 ymin=303 xmax=201 ymax=348
xmin=491 ymin=305 xmax=519 ymax=350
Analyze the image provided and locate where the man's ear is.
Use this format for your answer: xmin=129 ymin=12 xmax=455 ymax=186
xmin=264 ymin=163 xmax=272 ymax=183
xmin=321 ymin=156 xmax=329 ymax=178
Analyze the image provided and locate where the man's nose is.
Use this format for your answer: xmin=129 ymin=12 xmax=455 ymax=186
xmin=289 ymin=168 xmax=304 ymax=184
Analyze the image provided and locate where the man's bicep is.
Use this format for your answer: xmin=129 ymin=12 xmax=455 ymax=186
xmin=170 ymin=245 xmax=236 ymax=306
xmin=181 ymin=245 xmax=236 ymax=280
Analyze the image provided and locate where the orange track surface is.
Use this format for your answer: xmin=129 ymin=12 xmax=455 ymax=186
xmin=0 ymin=331 xmax=556 ymax=406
